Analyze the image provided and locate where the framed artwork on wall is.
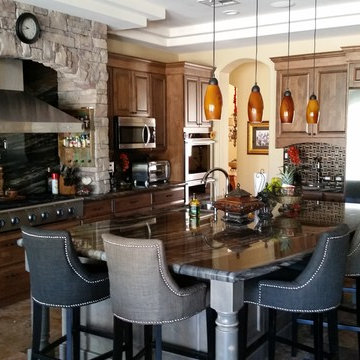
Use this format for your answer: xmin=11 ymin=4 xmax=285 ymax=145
xmin=247 ymin=122 xmax=269 ymax=155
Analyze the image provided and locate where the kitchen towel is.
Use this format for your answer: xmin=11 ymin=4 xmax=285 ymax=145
xmin=254 ymin=170 xmax=267 ymax=196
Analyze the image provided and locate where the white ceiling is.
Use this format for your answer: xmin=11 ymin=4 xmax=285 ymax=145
xmin=15 ymin=0 xmax=360 ymax=52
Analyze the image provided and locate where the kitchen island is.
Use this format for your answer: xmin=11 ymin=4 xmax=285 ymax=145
xmin=66 ymin=200 xmax=360 ymax=360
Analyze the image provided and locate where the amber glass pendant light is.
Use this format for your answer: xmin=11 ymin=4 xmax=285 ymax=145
xmin=248 ymin=0 xmax=264 ymax=123
xmin=280 ymin=0 xmax=295 ymax=123
xmin=306 ymin=0 xmax=320 ymax=124
xmin=204 ymin=0 xmax=223 ymax=121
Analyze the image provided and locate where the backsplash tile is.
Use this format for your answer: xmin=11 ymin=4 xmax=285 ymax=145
xmin=284 ymin=143 xmax=346 ymax=185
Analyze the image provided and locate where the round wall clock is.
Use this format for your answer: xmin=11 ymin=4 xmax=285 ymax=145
xmin=15 ymin=13 xmax=41 ymax=44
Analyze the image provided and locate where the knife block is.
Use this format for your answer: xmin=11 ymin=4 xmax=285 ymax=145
xmin=59 ymin=175 xmax=76 ymax=195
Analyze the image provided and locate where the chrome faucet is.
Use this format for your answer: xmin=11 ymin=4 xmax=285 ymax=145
xmin=201 ymin=167 xmax=230 ymax=200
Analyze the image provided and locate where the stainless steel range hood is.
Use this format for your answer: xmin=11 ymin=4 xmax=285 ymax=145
xmin=0 ymin=90 xmax=84 ymax=133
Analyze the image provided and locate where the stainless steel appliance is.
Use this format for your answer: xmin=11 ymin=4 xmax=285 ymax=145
xmin=184 ymin=128 xmax=215 ymax=202
xmin=114 ymin=117 xmax=156 ymax=149
xmin=0 ymin=195 xmax=83 ymax=232
xmin=132 ymin=160 xmax=170 ymax=187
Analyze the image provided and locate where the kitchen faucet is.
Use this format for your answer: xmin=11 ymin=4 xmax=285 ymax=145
xmin=201 ymin=167 xmax=230 ymax=202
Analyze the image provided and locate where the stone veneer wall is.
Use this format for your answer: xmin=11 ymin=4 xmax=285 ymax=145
xmin=0 ymin=0 xmax=109 ymax=194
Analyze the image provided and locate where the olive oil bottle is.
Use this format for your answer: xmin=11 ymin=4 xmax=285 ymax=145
xmin=189 ymin=193 xmax=200 ymax=218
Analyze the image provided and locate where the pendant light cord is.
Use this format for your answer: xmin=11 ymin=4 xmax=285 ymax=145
xmin=212 ymin=0 xmax=216 ymax=78
xmin=254 ymin=0 xmax=259 ymax=85
xmin=286 ymin=0 xmax=291 ymax=90
xmin=312 ymin=0 xmax=317 ymax=94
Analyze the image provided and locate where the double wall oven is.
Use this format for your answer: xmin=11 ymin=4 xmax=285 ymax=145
xmin=184 ymin=128 xmax=214 ymax=202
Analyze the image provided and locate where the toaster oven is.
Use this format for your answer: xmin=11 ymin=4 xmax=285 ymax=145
xmin=132 ymin=161 xmax=170 ymax=187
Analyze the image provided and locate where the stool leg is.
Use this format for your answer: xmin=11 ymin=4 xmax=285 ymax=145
xmin=313 ymin=313 xmax=324 ymax=360
xmin=268 ymin=309 xmax=276 ymax=360
xmin=113 ymin=316 xmax=124 ymax=360
xmin=206 ymin=307 xmax=216 ymax=360
xmin=327 ymin=309 xmax=339 ymax=360
xmin=291 ymin=313 xmax=299 ymax=357
xmin=154 ymin=325 xmax=162 ymax=360
xmin=238 ymin=304 xmax=248 ymax=360
xmin=72 ymin=307 xmax=81 ymax=360
xmin=66 ymin=308 xmax=74 ymax=360
xmin=144 ymin=325 xmax=153 ymax=360
xmin=356 ymin=278 xmax=360 ymax=357
xmin=124 ymin=322 xmax=133 ymax=360
xmin=31 ymin=301 xmax=43 ymax=359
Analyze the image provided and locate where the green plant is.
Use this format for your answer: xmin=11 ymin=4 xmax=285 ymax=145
xmin=279 ymin=165 xmax=296 ymax=186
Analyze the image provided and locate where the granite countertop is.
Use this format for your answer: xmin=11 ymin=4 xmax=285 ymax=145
xmin=83 ymin=181 xmax=186 ymax=202
xmin=67 ymin=200 xmax=360 ymax=283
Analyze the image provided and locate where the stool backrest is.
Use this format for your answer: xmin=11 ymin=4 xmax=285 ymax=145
xmin=346 ymin=223 xmax=360 ymax=276
xmin=293 ymin=223 xmax=350 ymax=310
xmin=103 ymin=234 xmax=206 ymax=324
xmin=21 ymin=226 xmax=108 ymax=307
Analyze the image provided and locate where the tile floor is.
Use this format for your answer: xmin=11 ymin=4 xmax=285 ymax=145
xmin=0 ymin=298 xmax=358 ymax=359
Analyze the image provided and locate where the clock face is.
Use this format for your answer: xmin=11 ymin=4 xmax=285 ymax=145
xmin=16 ymin=13 xmax=41 ymax=44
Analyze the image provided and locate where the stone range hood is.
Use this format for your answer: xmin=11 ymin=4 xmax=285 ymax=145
xmin=0 ymin=90 xmax=83 ymax=133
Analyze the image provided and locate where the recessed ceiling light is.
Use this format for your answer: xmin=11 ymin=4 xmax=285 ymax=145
xmin=270 ymin=1 xmax=295 ymax=8
xmin=223 ymin=9 xmax=239 ymax=15
xmin=197 ymin=0 xmax=241 ymax=8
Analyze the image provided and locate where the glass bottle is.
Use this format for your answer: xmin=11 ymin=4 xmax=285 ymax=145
xmin=189 ymin=193 xmax=200 ymax=219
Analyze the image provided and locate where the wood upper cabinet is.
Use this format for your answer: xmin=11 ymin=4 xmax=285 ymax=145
xmin=272 ymin=51 xmax=347 ymax=148
xmin=112 ymin=68 xmax=151 ymax=117
xmin=184 ymin=75 xmax=210 ymax=127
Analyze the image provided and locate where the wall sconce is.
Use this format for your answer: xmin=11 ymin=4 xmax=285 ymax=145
xmin=228 ymin=114 xmax=238 ymax=147
xmin=228 ymin=86 xmax=237 ymax=146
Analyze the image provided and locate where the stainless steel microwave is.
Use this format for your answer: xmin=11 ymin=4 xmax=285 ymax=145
xmin=115 ymin=117 xmax=156 ymax=149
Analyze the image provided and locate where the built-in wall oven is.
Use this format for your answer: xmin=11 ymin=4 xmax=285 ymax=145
xmin=184 ymin=128 xmax=214 ymax=202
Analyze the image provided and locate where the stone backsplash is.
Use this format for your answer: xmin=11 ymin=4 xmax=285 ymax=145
xmin=284 ymin=142 xmax=346 ymax=185
xmin=0 ymin=0 xmax=109 ymax=194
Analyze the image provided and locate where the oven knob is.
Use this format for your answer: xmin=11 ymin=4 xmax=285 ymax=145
xmin=28 ymin=214 xmax=37 ymax=223
xmin=41 ymin=212 xmax=49 ymax=220
xmin=56 ymin=209 xmax=64 ymax=217
xmin=0 ymin=219 xmax=5 ymax=228
xmin=68 ymin=207 xmax=75 ymax=215
xmin=11 ymin=217 xmax=20 ymax=225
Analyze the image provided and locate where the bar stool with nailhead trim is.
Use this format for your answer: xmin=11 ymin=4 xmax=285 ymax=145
xmin=102 ymin=234 xmax=215 ymax=360
xmin=21 ymin=226 xmax=119 ymax=360
xmin=241 ymin=224 xmax=350 ymax=360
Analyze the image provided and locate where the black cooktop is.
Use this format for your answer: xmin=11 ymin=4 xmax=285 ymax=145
xmin=0 ymin=194 xmax=77 ymax=211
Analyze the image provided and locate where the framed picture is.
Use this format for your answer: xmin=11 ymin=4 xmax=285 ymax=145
xmin=247 ymin=122 xmax=269 ymax=155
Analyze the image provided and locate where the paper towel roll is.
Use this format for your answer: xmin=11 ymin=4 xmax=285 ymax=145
xmin=254 ymin=170 xmax=267 ymax=196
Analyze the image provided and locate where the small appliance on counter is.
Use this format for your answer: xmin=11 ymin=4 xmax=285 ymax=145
xmin=132 ymin=160 xmax=170 ymax=187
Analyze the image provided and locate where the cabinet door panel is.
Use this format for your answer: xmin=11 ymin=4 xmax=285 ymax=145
xmin=185 ymin=76 xmax=199 ymax=126
xmin=133 ymin=72 xmax=151 ymax=116
xmin=200 ymin=78 xmax=211 ymax=127
xmin=113 ymin=68 xmax=132 ymax=116
xmin=151 ymin=74 xmax=166 ymax=149
xmin=317 ymin=68 xmax=347 ymax=134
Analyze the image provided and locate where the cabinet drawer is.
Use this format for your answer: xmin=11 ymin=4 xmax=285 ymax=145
xmin=0 ymin=262 xmax=29 ymax=303
xmin=114 ymin=193 xmax=152 ymax=214
xmin=152 ymin=187 xmax=184 ymax=207
xmin=0 ymin=235 xmax=24 ymax=268
xmin=83 ymin=200 xmax=112 ymax=221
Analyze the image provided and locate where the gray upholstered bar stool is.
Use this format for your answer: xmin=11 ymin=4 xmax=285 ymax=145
xmin=21 ymin=226 xmax=114 ymax=360
xmin=102 ymin=234 xmax=215 ymax=360
xmin=242 ymin=224 xmax=350 ymax=360
xmin=340 ymin=223 xmax=360 ymax=355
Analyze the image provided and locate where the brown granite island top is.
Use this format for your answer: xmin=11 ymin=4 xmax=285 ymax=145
xmin=69 ymin=200 xmax=360 ymax=283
